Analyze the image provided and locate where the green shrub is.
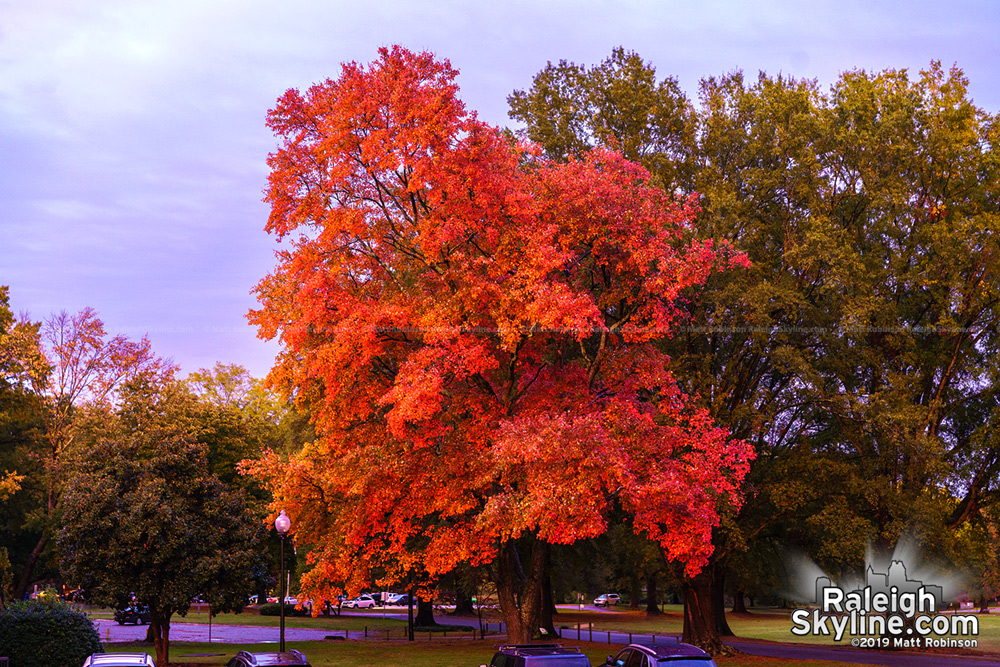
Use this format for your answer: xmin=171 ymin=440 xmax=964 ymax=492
xmin=0 ymin=596 xmax=103 ymax=667
xmin=258 ymin=602 xmax=308 ymax=617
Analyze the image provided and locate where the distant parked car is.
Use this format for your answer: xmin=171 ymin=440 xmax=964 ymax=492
xmin=225 ymin=650 xmax=311 ymax=667
xmin=83 ymin=652 xmax=155 ymax=667
xmin=343 ymin=594 xmax=377 ymax=609
xmin=385 ymin=593 xmax=412 ymax=606
xmin=61 ymin=588 xmax=86 ymax=602
xmin=604 ymin=643 xmax=717 ymax=667
xmin=594 ymin=594 xmax=620 ymax=607
xmin=482 ymin=644 xmax=591 ymax=667
xmin=114 ymin=605 xmax=151 ymax=625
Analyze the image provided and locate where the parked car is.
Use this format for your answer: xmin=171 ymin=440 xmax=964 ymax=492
xmin=342 ymin=594 xmax=377 ymax=609
xmin=114 ymin=605 xmax=151 ymax=625
xmin=604 ymin=643 xmax=717 ymax=667
xmin=61 ymin=588 xmax=85 ymax=602
xmin=225 ymin=650 xmax=311 ymax=667
xmin=593 ymin=593 xmax=621 ymax=607
xmin=82 ymin=653 xmax=155 ymax=667
xmin=482 ymin=644 xmax=590 ymax=667
xmin=385 ymin=593 xmax=411 ymax=606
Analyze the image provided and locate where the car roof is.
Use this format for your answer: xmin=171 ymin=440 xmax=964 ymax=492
xmin=86 ymin=654 xmax=155 ymax=666
xmin=234 ymin=650 xmax=310 ymax=666
xmin=628 ymin=644 xmax=713 ymax=661
xmin=498 ymin=644 xmax=587 ymax=657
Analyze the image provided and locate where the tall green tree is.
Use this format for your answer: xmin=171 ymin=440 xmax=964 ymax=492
xmin=802 ymin=63 xmax=1000 ymax=555
xmin=0 ymin=289 xmax=50 ymax=599
xmin=186 ymin=362 xmax=305 ymax=601
xmin=59 ymin=369 xmax=265 ymax=666
xmin=11 ymin=308 xmax=162 ymax=599
xmin=185 ymin=363 xmax=287 ymax=492
xmin=509 ymin=47 xmax=696 ymax=191
xmin=510 ymin=54 xmax=1000 ymax=653
xmin=511 ymin=54 xmax=829 ymax=653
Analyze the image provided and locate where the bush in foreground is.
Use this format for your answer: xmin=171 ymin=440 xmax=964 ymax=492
xmin=0 ymin=596 xmax=103 ymax=667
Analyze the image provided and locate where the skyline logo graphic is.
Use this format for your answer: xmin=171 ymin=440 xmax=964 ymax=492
xmin=791 ymin=558 xmax=979 ymax=650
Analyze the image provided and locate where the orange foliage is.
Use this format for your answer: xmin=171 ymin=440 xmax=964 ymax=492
xmin=248 ymin=46 xmax=753 ymax=605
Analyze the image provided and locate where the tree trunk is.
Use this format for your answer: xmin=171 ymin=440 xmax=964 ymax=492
xmin=539 ymin=574 xmax=557 ymax=636
xmin=979 ymin=594 xmax=990 ymax=614
xmin=732 ymin=590 xmax=749 ymax=614
xmin=629 ymin=573 xmax=641 ymax=610
xmin=495 ymin=536 xmax=547 ymax=644
xmin=645 ymin=572 xmax=661 ymax=615
xmin=451 ymin=568 xmax=477 ymax=616
xmin=150 ymin=611 xmax=171 ymax=665
xmin=675 ymin=559 xmax=736 ymax=656
xmin=14 ymin=533 xmax=46 ymax=600
xmin=712 ymin=561 xmax=733 ymax=636
xmin=415 ymin=596 xmax=437 ymax=627
xmin=453 ymin=590 xmax=476 ymax=615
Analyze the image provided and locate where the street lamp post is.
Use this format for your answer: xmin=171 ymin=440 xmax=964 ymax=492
xmin=275 ymin=510 xmax=291 ymax=652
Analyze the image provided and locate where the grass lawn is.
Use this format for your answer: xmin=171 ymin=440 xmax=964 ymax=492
xmin=92 ymin=605 xmax=999 ymax=664
xmin=84 ymin=606 xmax=476 ymax=634
xmin=173 ymin=610 xmax=415 ymax=633
xmin=103 ymin=638 xmax=884 ymax=667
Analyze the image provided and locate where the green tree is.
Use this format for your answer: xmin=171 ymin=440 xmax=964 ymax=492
xmin=10 ymin=308 xmax=162 ymax=599
xmin=511 ymin=54 xmax=829 ymax=654
xmin=0 ymin=547 xmax=14 ymax=610
xmin=508 ymin=47 xmax=696 ymax=190
xmin=185 ymin=362 xmax=306 ymax=603
xmin=186 ymin=363 xmax=285 ymax=491
xmin=58 ymin=371 xmax=265 ymax=665
xmin=802 ymin=63 xmax=1000 ymax=559
xmin=509 ymin=54 xmax=1000 ymax=652
xmin=0 ymin=289 xmax=50 ymax=600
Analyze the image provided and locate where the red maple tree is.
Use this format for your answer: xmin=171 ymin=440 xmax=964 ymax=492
xmin=248 ymin=46 xmax=753 ymax=642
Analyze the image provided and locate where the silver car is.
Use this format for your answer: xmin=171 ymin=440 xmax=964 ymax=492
xmin=82 ymin=653 xmax=155 ymax=667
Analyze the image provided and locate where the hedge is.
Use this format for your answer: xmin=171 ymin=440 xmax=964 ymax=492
xmin=0 ymin=596 xmax=103 ymax=667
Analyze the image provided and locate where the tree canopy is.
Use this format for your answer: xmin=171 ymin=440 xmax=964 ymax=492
xmin=58 ymin=370 xmax=265 ymax=665
xmin=509 ymin=50 xmax=1000 ymax=651
xmin=248 ymin=45 xmax=753 ymax=642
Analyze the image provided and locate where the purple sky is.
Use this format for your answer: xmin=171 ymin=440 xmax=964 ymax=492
xmin=3 ymin=0 xmax=998 ymax=380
